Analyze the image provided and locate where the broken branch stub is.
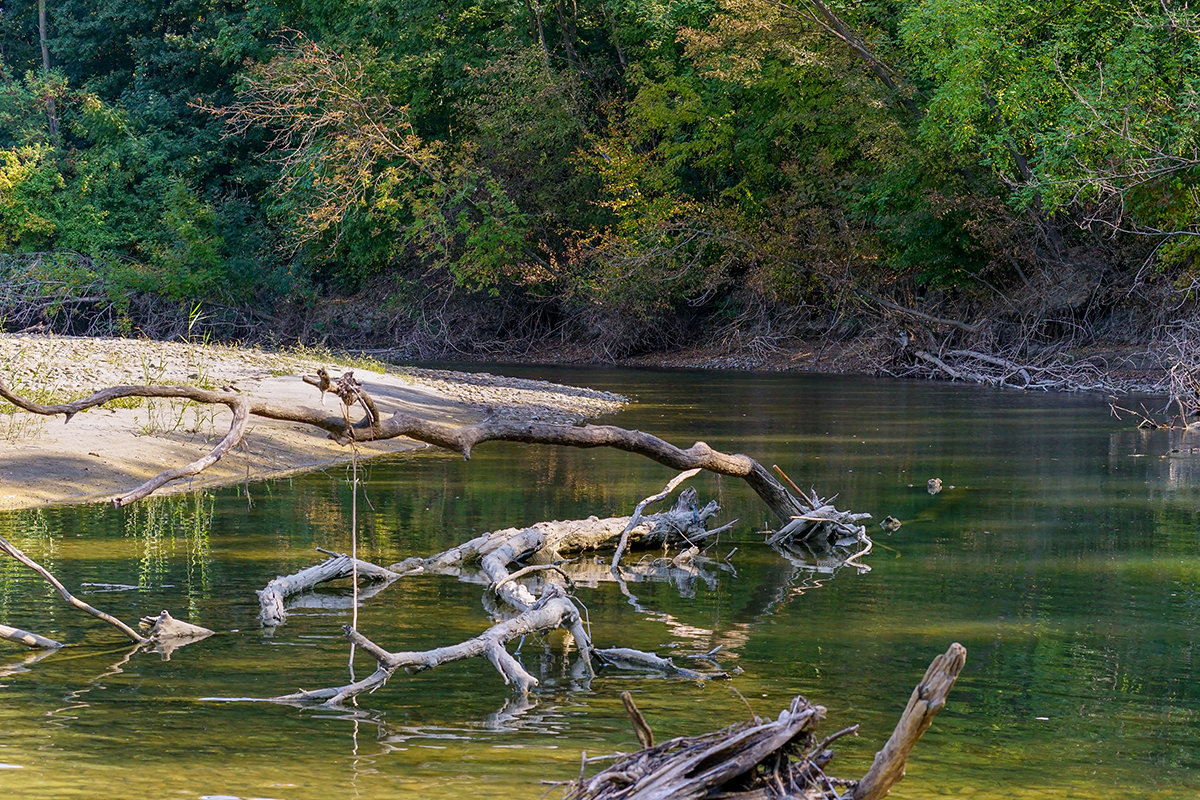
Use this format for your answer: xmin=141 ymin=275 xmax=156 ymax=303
xmin=852 ymin=642 xmax=967 ymax=800
xmin=0 ymin=534 xmax=212 ymax=649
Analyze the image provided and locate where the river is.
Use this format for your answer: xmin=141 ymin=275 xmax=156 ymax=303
xmin=1 ymin=368 xmax=1197 ymax=798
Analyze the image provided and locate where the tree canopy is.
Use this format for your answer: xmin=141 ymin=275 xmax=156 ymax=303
xmin=1 ymin=0 xmax=1196 ymax=353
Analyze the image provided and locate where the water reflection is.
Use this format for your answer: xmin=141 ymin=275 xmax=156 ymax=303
xmin=0 ymin=370 xmax=1199 ymax=799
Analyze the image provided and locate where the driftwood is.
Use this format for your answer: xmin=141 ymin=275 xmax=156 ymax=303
xmin=0 ymin=532 xmax=148 ymax=643
xmin=0 ymin=533 xmax=213 ymax=647
xmin=564 ymin=694 xmax=834 ymax=800
xmin=269 ymin=480 xmax=736 ymax=704
xmin=138 ymin=610 xmax=216 ymax=659
xmin=907 ymin=347 xmax=1117 ymax=393
xmin=258 ymin=551 xmax=399 ymax=627
xmin=563 ymin=643 xmax=966 ymax=800
xmin=0 ymin=623 xmax=62 ymax=649
xmin=273 ymin=584 xmax=592 ymax=705
xmin=391 ymin=487 xmax=727 ymax=590
xmin=611 ymin=469 xmax=703 ymax=568
xmin=0 ymin=372 xmax=854 ymax=533
xmin=852 ymin=642 xmax=967 ymax=800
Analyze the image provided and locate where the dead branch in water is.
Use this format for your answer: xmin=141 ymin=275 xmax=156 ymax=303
xmin=904 ymin=346 xmax=1118 ymax=393
xmin=0 ymin=532 xmax=149 ymax=643
xmin=853 ymin=642 xmax=967 ymax=800
xmin=562 ymin=643 xmax=966 ymax=800
xmin=266 ymin=476 xmax=740 ymax=704
xmin=273 ymin=584 xmax=592 ymax=705
xmin=0 ymin=623 xmax=61 ymax=649
xmin=0 ymin=533 xmax=213 ymax=648
xmin=258 ymin=551 xmax=399 ymax=627
xmin=0 ymin=371 xmax=855 ymax=533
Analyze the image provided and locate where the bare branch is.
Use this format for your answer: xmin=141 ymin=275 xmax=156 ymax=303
xmin=0 ymin=533 xmax=148 ymax=643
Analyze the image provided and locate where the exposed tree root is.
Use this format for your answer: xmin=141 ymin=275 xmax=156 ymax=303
xmin=562 ymin=643 xmax=966 ymax=800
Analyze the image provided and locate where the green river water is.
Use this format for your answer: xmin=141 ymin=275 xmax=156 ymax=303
xmin=1 ymin=368 xmax=1198 ymax=799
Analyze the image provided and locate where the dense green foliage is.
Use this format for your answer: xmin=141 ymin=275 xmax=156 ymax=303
xmin=1 ymin=0 xmax=1197 ymax=352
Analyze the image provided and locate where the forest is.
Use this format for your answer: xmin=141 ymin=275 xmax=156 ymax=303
xmin=2 ymin=0 xmax=1199 ymax=365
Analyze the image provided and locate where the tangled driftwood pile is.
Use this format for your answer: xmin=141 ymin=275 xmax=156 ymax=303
xmin=565 ymin=644 xmax=967 ymax=800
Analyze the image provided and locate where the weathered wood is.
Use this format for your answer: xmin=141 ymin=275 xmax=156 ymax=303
xmin=0 ymin=623 xmax=61 ymax=649
xmin=138 ymin=610 xmax=215 ymax=659
xmin=566 ymin=695 xmax=827 ymax=800
xmin=272 ymin=585 xmax=591 ymax=705
xmin=391 ymin=491 xmax=724 ymax=583
xmin=0 ymin=378 xmax=252 ymax=507
xmin=594 ymin=648 xmax=714 ymax=680
xmin=257 ymin=553 xmax=399 ymax=627
xmin=0 ymin=373 xmax=822 ymax=525
xmin=566 ymin=644 xmax=966 ymax=800
xmin=139 ymin=609 xmax=214 ymax=641
xmin=268 ymin=485 xmax=730 ymax=706
xmin=622 ymin=691 xmax=655 ymax=748
xmin=612 ymin=468 xmax=702 ymax=568
xmin=852 ymin=642 xmax=967 ymax=800
xmin=0 ymin=533 xmax=148 ymax=643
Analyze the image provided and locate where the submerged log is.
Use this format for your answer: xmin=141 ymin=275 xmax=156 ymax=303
xmin=257 ymin=551 xmax=399 ymax=627
xmin=138 ymin=610 xmax=215 ymax=660
xmin=564 ymin=643 xmax=966 ymax=800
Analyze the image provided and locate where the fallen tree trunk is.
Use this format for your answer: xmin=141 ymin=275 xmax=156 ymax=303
xmin=0 ymin=372 xmax=855 ymax=531
xmin=563 ymin=643 xmax=966 ymax=800
xmin=390 ymin=486 xmax=727 ymax=596
xmin=266 ymin=480 xmax=735 ymax=704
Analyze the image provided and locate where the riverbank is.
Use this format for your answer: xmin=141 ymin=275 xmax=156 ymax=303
xmin=0 ymin=335 xmax=626 ymax=510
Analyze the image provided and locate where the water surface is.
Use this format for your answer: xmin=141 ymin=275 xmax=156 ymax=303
xmin=1 ymin=368 xmax=1197 ymax=798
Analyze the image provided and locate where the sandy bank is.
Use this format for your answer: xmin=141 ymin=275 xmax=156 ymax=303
xmin=0 ymin=335 xmax=626 ymax=510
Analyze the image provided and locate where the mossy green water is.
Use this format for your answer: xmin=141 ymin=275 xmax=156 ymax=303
xmin=1 ymin=369 xmax=1197 ymax=798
